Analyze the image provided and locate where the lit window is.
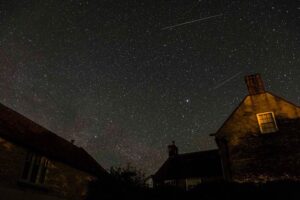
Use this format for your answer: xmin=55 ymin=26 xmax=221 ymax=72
xmin=256 ymin=112 xmax=278 ymax=133
xmin=21 ymin=152 xmax=48 ymax=184
xmin=186 ymin=178 xmax=202 ymax=191
xmin=164 ymin=179 xmax=176 ymax=186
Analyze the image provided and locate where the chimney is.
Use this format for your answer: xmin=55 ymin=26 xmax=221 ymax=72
xmin=245 ymin=73 xmax=266 ymax=95
xmin=168 ymin=141 xmax=178 ymax=157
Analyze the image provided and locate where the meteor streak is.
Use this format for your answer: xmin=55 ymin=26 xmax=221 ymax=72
xmin=212 ymin=71 xmax=242 ymax=90
xmin=162 ymin=14 xmax=223 ymax=30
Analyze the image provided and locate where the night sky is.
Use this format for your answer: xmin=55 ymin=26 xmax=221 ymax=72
xmin=0 ymin=0 xmax=299 ymax=174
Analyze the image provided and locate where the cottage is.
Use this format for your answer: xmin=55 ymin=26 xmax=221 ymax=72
xmin=153 ymin=142 xmax=222 ymax=191
xmin=215 ymin=74 xmax=300 ymax=182
xmin=0 ymin=103 xmax=109 ymax=200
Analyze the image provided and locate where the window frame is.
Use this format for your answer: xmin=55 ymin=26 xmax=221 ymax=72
xmin=256 ymin=112 xmax=278 ymax=133
xmin=21 ymin=152 xmax=49 ymax=185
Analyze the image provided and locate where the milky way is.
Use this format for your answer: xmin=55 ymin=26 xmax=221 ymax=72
xmin=0 ymin=0 xmax=299 ymax=174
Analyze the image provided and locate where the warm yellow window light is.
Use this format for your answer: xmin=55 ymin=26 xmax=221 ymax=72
xmin=256 ymin=112 xmax=278 ymax=133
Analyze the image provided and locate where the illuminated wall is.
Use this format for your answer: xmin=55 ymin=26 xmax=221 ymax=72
xmin=216 ymin=92 xmax=300 ymax=182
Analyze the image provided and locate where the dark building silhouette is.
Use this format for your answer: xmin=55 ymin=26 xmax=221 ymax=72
xmin=153 ymin=142 xmax=222 ymax=191
xmin=0 ymin=103 xmax=109 ymax=200
xmin=214 ymin=74 xmax=300 ymax=182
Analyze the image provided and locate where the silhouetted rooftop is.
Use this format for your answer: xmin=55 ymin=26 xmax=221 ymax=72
xmin=154 ymin=149 xmax=222 ymax=181
xmin=0 ymin=103 xmax=107 ymax=177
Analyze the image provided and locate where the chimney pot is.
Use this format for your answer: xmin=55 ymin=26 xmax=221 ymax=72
xmin=168 ymin=141 xmax=178 ymax=157
xmin=245 ymin=73 xmax=266 ymax=95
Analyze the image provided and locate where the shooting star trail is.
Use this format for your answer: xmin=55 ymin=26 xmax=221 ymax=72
xmin=211 ymin=71 xmax=243 ymax=90
xmin=162 ymin=14 xmax=223 ymax=30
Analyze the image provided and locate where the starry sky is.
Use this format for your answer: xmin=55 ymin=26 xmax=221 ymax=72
xmin=0 ymin=0 xmax=299 ymax=174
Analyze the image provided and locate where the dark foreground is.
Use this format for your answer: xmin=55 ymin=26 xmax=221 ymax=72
xmin=87 ymin=181 xmax=300 ymax=200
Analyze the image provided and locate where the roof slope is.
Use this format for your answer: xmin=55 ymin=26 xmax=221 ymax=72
xmin=215 ymin=92 xmax=300 ymax=139
xmin=154 ymin=150 xmax=222 ymax=181
xmin=0 ymin=103 xmax=107 ymax=177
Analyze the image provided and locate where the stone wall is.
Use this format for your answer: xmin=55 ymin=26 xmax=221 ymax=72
xmin=0 ymin=137 xmax=26 ymax=187
xmin=230 ymin=123 xmax=300 ymax=182
xmin=216 ymin=93 xmax=300 ymax=182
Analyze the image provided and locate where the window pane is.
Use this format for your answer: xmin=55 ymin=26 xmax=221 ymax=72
xmin=257 ymin=112 xmax=278 ymax=133
xmin=21 ymin=153 xmax=33 ymax=180
xmin=30 ymin=156 xmax=41 ymax=183
xmin=38 ymin=159 xmax=48 ymax=184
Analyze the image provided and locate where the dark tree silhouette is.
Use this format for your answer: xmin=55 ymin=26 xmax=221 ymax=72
xmin=109 ymin=164 xmax=146 ymax=189
xmin=86 ymin=164 xmax=148 ymax=200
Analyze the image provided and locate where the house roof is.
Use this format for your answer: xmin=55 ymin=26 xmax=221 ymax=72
xmin=214 ymin=92 xmax=300 ymax=138
xmin=153 ymin=150 xmax=222 ymax=181
xmin=0 ymin=103 xmax=108 ymax=178
xmin=214 ymin=95 xmax=249 ymax=138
